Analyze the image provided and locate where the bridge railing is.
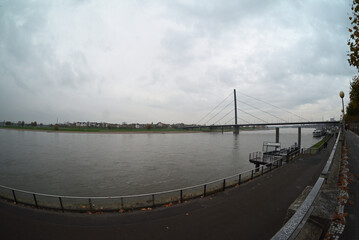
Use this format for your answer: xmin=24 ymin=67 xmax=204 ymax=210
xmin=0 ymin=158 xmax=287 ymax=212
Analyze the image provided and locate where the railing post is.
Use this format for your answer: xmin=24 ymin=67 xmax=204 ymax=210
xmin=223 ymin=179 xmax=226 ymax=191
xmin=89 ymin=198 xmax=93 ymax=211
xmin=121 ymin=197 xmax=124 ymax=209
xmin=58 ymin=197 xmax=64 ymax=212
xmin=33 ymin=194 xmax=38 ymax=208
xmin=204 ymin=184 xmax=207 ymax=197
xmin=12 ymin=190 xmax=17 ymax=203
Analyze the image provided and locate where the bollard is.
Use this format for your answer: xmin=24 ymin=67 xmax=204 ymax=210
xmin=238 ymin=174 xmax=241 ymax=185
xmin=121 ymin=197 xmax=124 ymax=209
xmin=203 ymin=184 xmax=207 ymax=197
xmin=180 ymin=190 xmax=183 ymax=203
xmin=223 ymin=179 xmax=226 ymax=191
xmin=152 ymin=194 xmax=155 ymax=207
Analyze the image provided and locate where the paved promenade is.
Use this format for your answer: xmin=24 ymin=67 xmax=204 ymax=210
xmin=341 ymin=130 xmax=359 ymax=239
xmin=0 ymin=138 xmax=335 ymax=240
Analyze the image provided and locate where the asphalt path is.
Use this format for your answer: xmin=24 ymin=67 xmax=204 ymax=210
xmin=0 ymin=137 xmax=335 ymax=240
xmin=341 ymin=130 xmax=359 ymax=239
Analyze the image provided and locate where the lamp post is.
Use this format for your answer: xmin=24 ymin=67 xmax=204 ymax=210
xmin=339 ymin=91 xmax=345 ymax=138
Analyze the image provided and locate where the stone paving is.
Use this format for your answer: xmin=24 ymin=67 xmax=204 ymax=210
xmin=340 ymin=131 xmax=359 ymax=240
xmin=324 ymin=148 xmax=349 ymax=240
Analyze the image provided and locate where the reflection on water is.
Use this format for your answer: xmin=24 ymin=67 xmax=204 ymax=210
xmin=0 ymin=128 xmax=319 ymax=196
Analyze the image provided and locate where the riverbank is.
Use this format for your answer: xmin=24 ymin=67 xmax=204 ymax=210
xmin=0 ymin=126 xmax=265 ymax=134
xmin=0 ymin=126 xmax=203 ymax=134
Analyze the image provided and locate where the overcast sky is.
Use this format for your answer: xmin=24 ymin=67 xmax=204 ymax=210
xmin=0 ymin=0 xmax=356 ymax=125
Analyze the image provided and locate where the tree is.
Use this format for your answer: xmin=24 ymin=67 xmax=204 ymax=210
xmin=347 ymin=75 xmax=359 ymax=121
xmin=347 ymin=1 xmax=359 ymax=121
xmin=348 ymin=0 xmax=359 ymax=71
xmin=146 ymin=123 xmax=152 ymax=130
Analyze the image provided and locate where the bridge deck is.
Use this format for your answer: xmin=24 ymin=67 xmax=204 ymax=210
xmin=184 ymin=121 xmax=340 ymax=129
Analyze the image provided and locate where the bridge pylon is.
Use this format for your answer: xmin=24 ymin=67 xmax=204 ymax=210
xmin=233 ymin=89 xmax=239 ymax=134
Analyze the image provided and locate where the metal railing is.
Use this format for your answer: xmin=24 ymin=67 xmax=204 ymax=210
xmin=302 ymin=133 xmax=333 ymax=154
xmin=349 ymin=122 xmax=359 ymax=135
xmin=271 ymin=130 xmax=341 ymax=240
xmin=249 ymin=148 xmax=300 ymax=165
xmin=0 ymin=159 xmax=286 ymax=212
xmin=285 ymin=149 xmax=300 ymax=162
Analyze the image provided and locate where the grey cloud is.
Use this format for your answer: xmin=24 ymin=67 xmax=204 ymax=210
xmin=164 ymin=0 xmax=280 ymax=35
xmin=0 ymin=0 xmax=355 ymax=124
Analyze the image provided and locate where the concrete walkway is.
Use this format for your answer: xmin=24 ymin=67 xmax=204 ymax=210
xmin=0 ymin=138 xmax=336 ymax=240
xmin=341 ymin=130 xmax=359 ymax=239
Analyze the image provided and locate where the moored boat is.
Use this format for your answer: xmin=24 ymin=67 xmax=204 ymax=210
xmin=313 ymin=129 xmax=324 ymax=137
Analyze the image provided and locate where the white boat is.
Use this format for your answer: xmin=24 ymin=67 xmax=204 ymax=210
xmin=313 ymin=129 xmax=324 ymax=137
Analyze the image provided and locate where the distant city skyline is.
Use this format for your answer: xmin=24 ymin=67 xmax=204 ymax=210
xmin=0 ymin=0 xmax=356 ymax=125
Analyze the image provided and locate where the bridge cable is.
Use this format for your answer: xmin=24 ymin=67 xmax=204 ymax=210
xmin=225 ymin=117 xmax=235 ymax=125
xmin=237 ymin=100 xmax=287 ymax=123
xmin=213 ymin=109 xmax=234 ymax=125
xmin=237 ymin=108 xmax=267 ymax=123
xmin=196 ymin=91 xmax=233 ymax=125
xmin=237 ymin=117 xmax=251 ymax=124
xmin=204 ymin=100 xmax=234 ymax=125
xmin=224 ymin=116 xmax=251 ymax=125
xmin=237 ymin=91 xmax=310 ymax=122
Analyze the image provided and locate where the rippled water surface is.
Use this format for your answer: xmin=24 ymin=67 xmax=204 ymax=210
xmin=0 ymin=128 xmax=320 ymax=196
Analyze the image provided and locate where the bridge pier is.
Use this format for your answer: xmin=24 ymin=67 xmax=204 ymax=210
xmin=274 ymin=126 xmax=301 ymax=150
xmin=233 ymin=125 xmax=239 ymax=134
xmin=275 ymin=128 xmax=279 ymax=143
xmin=298 ymin=127 xmax=301 ymax=151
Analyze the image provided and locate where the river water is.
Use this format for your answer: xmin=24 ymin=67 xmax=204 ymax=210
xmin=0 ymin=128 xmax=320 ymax=197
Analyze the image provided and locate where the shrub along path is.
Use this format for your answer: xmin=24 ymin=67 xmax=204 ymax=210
xmin=0 ymin=137 xmax=336 ymax=240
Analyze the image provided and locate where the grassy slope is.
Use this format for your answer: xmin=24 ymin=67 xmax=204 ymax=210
xmin=311 ymin=135 xmax=329 ymax=148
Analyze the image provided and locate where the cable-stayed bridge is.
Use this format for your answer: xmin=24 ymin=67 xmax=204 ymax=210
xmin=184 ymin=89 xmax=340 ymax=135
